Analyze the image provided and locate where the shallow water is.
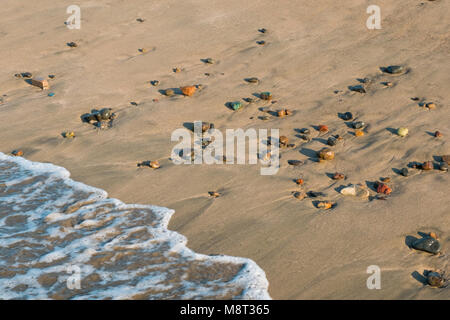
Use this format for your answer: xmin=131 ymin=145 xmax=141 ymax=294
xmin=0 ymin=152 xmax=270 ymax=300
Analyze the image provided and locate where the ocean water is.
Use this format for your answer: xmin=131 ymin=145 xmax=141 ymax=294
xmin=0 ymin=152 xmax=270 ymax=300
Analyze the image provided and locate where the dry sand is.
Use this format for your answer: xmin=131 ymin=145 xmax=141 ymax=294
xmin=0 ymin=0 xmax=449 ymax=299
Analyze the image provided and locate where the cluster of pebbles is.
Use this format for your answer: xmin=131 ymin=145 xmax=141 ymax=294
xmin=81 ymin=108 xmax=117 ymax=129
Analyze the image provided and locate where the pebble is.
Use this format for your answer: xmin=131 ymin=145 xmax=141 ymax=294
xmin=149 ymin=161 xmax=160 ymax=169
xmin=412 ymin=236 xmax=441 ymax=254
xmin=165 ymin=89 xmax=175 ymax=96
xmin=181 ymin=86 xmax=196 ymax=97
xmin=327 ymin=136 xmax=338 ymax=146
xmin=279 ymin=136 xmax=289 ymax=146
xmin=318 ymin=125 xmax=328 ymax=133
xmin=12 ymin=150 xmax=24 ymax=157
xmin=421 ymin=161 xmax=433 ymax=171
xmin=173 ymin=67 xmax=181 ymax=73
xmin=208 ymin=191 xmax=220 ymax=198
xmin=401 ymin=168 xmax=409 ymax=176
xmin=204 ymin=58 xmax=215 ymax=64
xmin=257 ymin=40 xmax=266 ymax=45
xmin=293 ymin=191 xmax=306 ymax=200
xmin=151 ymin=80 xmax=160 ymax=86
xmin=316 ymin=201 xmax=333 ymax=210
xmin=277 ymin=110 xmax=286 ymax=117
xmin=300 ymin=128 xmax=310 ymax=135
xmin=349 ymin=85 xmax=366 ymax=94
xmin=342 ymin=112 xmax=353 ymax=120
xmin=63 ymin=131 xmax=75 ymax=138
xmin=260 ymin=92 xmax=272 ymax=100
xmin=67 ymin=42 xmax=78 ymax=48
xmin=258 ymin=28 xmax=267 ymax=33
xmin=355 ymin=130 xmax=364 ymax=137
xmin=246 ymin=77 xmax=259 ymax=84
xmin=352 ymin=121 xmax=365 ymax=129
xmin=230 ymin=101 xmax=242 ymax=111
xmin=425 ymin=102 xmax=436 ymax=110
xmin=48 ymin=92 xmax=55 ymax=97
xmin=295 ymin=178 xmax=304 ymax=185
xmin=376 ymin=182 xmax=392 ymax=195
xmin=288 ymin=160 xmax=304 ymax=166
xmin=332 ymin=173 xmax=345 ymax=180
xmin=397 ymin=127 xmax=408 ymax=137
xmin=385 ymin=65 xmax=404 ymax=74
xmin=318 ymin=148 xmax=335 ymax=160
xmin=340 ymin=184 xmax=369 ymax=198
xmin=439 ymin=162 xmax=448 ymax=172
xmin=426 ymin=272 xmax=445 ymax=288
xmin=434 ymin=131 xmax=443 ymax=138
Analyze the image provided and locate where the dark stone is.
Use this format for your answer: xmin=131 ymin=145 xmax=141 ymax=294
xmin=401 ymin=168 xmax=409 ymax=176
xmin=412 ymin=237 xmax=441 ymax=254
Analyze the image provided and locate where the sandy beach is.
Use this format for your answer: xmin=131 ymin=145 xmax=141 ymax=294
xmin=0 ymin=0 xmax=449 ymax=299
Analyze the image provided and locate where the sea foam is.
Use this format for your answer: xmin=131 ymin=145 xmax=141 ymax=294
xmin=0 ymin=152 xmax=270 ymax=300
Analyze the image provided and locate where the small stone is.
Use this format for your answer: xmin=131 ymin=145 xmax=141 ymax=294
xmin=204 ymin=58 xmax=215 ymax=64
xmin=355 ymin=129 xmax=365 ymax=137
xmin=401 ymin=168 xmax=409 ymax=176
xmin=277 ymin=110 xmax=286 ymax=117
xmin=426 ymin=272 xmax=445 ymax=288
xmin=382 ymin=81 xmax=393 ymax=87
xmin=439 ymin=162 xmax=448 ymax=172
xmin=136 ymin=18 xmax=145 ymax=23
xmin=327 ymin=137 xmax=338 ymax=146
xmin=425 ymin=102 xmax=436 ymax=110
xmin=246 ymin=77 xmax=259 ymax=84
xmin=340 ymin=185 xmax=357 ymax=196
xmin=149 ymin=161 xmax=160 ymax=169
xmin=256 ymin=40 xmax=266 ymax=45
xmin=151 ymin=80 xmax=159 ymax=86
xmin=181 ymin=86 xmax=196 ymax=97
xmin=318 ymin=125 xmax=328 ymax=133
xmin=99 ymin=108 xmax=112 ymax=120
xmin=349 ymin=85 xmax=366 ymax=93
xmin=421 ymin=161 xmax=433 ymax=171
xmin=295 ymin=179 xmax=304 ymax=185
xmin=342 ymin=112 xmax=353 ymax=120
xmin=318 ymin=148 xmax=335 ymax=161
xmin=397 ymin=127 xmax=408 ymax=137
xmin=352 ymin=121 xmax=365 ymax=129
xmin=385 ymin=65 xmax=404 ymax=74
xmin=376 ymin=183 xmax=392 ymax=195
xmin=332 ymin=173 xmax=345 ymax=180
xmin=434 ymin=131 xmax=443 ymax=138
xmin=429 ymin=232 xmax=438 ymax=240
xmin=31 ymin=77 xmax=50 ymax=90
xmin=293 ymin=191 xmax=306 ymax=200
xmin=288 ymin=160 xmax=304 ymax=166
xmin=230 ymin=101 xmax=242 ymax=111
xmin=67 ymin=42 xmax=78 ymax=48
xmin=173 ymin=67 xmax=181 ymax=73
xmin=138 ymin=48 xmax=148 ymax=53
xmin=301 ymin=128 xmax=310 ymax=135
xmin=48 ymin=92 xmax=55 ymax=97
xmin=260 ymin=92 xmax=272 ymax=100
xmin=208 ymin=191 xmax=220 ymax=198
xmin=279 ymin=136 xmax=289 ymax=146
xmin=412 ymin=236 xmax=441 ymax=254
xmin=316 ymin=201 xmax=333 ymax=210
xmin=12 ymin=150 xmax=24 ymax=157
xmin=381 ymin=177 xmax=391 ymax=183
xmin=258 ymin=28 xmax=267 ymax=33
xmin=165 ymin=89 xmax=175 ymax=96
xmin=308 ymin=191 xmax=327 ymax=198
xmin=63 ymin=131 xmax=75 ymax=138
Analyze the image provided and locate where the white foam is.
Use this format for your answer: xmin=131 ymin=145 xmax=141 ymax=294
xmin=0 ymin=152 xmax=271 ymax=300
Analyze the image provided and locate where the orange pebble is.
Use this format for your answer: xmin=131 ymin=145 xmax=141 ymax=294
xmin=355 ymin=129 xmax=365 ymax=137
xmin=376 ymin=183 xmax=392 ymax=195
xmin=318 ymin=125 xmax=328 ymax=133
xmin=181 ymin=86 xmax=196 ymax=97
xmin=295 ymin=179 xmax=304 ymax=185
